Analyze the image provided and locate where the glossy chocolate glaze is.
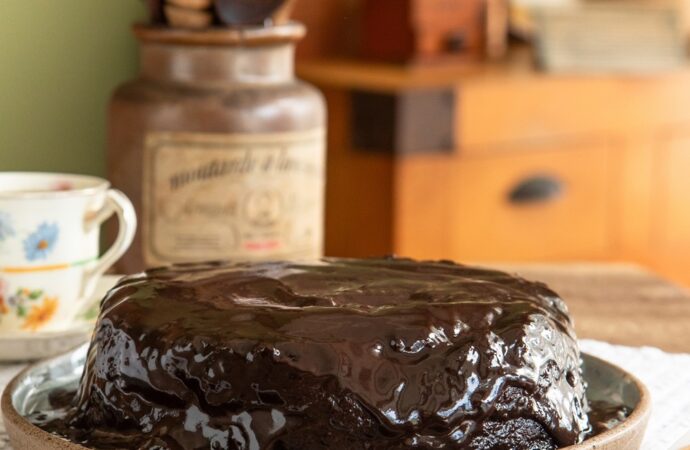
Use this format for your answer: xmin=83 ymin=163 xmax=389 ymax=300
xmin=35 ymin=258 xmax=591 ymax=449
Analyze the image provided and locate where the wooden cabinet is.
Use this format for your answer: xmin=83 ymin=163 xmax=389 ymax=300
xmin=300 ymin=59 xmax=690 ymax=286
xmin=321 ymin=87 xmax=396 ymax=258
xmin=649 ymin=133 xmax=690 ymax=283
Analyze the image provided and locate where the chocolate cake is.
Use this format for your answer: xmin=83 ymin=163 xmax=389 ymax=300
xmin=37 ymin=258 xmax=591 ymax=449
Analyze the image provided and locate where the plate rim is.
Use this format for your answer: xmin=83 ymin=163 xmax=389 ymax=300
xmin=1 ymin=351 xmax=652 ymax=450
xmin=2 ymin=347 xmax=92 ymax=449
xmin=563 ymin=353 xmax=652 ymax=449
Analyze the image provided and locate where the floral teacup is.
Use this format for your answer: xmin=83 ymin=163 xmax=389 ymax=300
xmin=0 ymin=173 xmax=136 ymax=334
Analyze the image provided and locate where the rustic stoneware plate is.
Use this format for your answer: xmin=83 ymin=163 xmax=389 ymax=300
xmin=0 ymin=275 xmax=121 ymax=362
xmin=2 ymin=350 xmax=650 ymax=450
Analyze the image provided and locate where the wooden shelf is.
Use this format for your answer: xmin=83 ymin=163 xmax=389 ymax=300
xmin=298 ymin=50 xmax=690 ymax=91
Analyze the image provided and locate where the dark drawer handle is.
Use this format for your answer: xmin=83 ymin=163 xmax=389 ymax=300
xmin=446 ymin=32 xmax=467 ymax=53
xmin=508 ymin=175 xmax=564 ymax=205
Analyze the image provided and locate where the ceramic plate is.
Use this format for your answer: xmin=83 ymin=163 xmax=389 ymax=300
xmin=1 ymin=350 xmax=651 ymax=450
xmin=0 ymin=275 xmax=121 ymax=362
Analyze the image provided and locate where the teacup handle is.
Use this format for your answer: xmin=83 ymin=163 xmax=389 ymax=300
xmin=81 ymin=189 xmax=137 ymax=299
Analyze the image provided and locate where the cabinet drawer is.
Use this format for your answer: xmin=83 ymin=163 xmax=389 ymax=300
xmin=459 ymin=79 xmax=616 ymax=151
xmin=449 ymin=144 xmax=616 ymax=260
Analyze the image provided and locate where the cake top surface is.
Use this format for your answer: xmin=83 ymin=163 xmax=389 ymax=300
xmin=103 ymin=257 xmax=574 ymax=342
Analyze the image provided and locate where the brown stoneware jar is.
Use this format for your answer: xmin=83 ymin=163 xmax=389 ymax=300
xmin=108 ymin=23 xmax=326 ymax=273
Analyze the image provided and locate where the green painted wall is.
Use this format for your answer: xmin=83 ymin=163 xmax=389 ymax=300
xmin=0 ymin=0 xmax=144 ymax=176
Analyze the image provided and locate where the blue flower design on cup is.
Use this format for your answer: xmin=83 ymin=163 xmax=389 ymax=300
xmin=23 ymin=222 xmax=60 ymax=261
xmin=0 ymin=212 xmax=14 ymax=242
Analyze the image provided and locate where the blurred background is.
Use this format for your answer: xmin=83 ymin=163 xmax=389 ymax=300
xmin=3 ymin=0 xmax=690 ymax=286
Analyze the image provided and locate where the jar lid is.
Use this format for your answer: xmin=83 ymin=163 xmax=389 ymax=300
xmin=133 ymin=21 xmax=306 ymax=46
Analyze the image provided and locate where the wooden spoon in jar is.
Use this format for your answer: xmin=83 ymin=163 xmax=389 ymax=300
xmin=214 ymin=0 xmax=288 ymax=26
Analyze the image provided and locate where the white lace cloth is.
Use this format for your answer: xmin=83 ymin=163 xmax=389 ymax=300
xmin=0 ymin=341 xmax=688 ymax=449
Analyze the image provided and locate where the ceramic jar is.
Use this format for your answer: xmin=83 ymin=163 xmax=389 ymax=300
xmin=107 ymin=23 xmax=326 ymax=273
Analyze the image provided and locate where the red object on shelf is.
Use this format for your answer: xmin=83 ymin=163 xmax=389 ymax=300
xmin=361 ymin=0 xmax=487 ymax=64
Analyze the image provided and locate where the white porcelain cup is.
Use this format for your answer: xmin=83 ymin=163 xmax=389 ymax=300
xmin=0 ymin=172 xmax=136 ymax=334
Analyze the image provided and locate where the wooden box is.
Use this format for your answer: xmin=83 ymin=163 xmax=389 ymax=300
xmin=361 ymin=0 xmax=487 ymax=64
xmin=535 ymin=3 xmax=685 ymax=73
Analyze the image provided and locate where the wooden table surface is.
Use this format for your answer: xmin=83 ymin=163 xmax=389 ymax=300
xmin=497 ymin=263 xmax=690 ymax=354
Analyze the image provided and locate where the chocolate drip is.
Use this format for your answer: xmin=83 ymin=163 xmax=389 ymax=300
xmin=34 ymin=258 xmax=591 ymax=449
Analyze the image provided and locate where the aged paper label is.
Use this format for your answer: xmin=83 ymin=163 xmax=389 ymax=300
xmin=143 ymin=129 xmax=325 ymax=266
